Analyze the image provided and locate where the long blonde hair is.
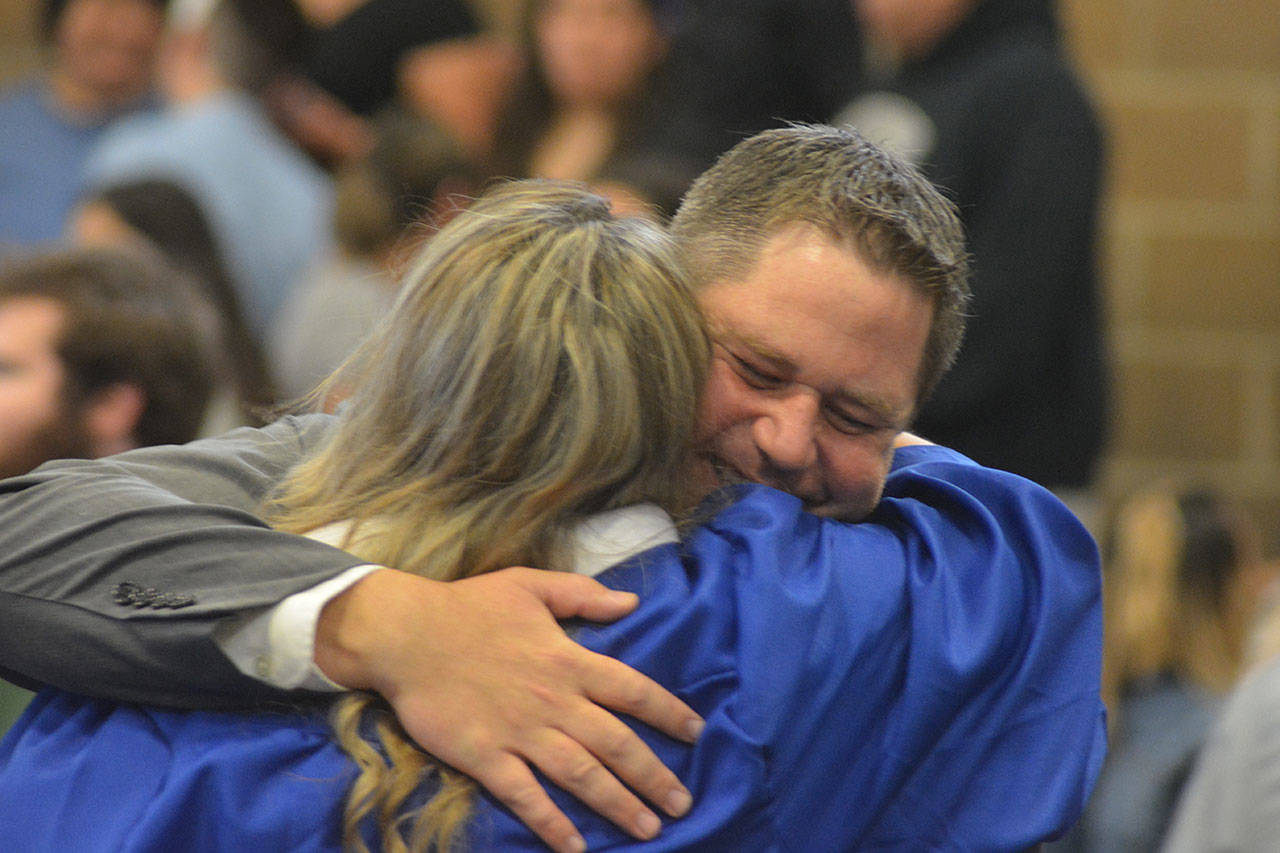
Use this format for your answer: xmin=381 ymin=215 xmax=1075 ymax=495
xmin=1101 ymin=485 xmax=1265 ymax=726
xmin=265 ymin=180 xmax=710 ymax=851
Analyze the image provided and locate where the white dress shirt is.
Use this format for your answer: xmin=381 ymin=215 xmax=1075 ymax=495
xmin=214 ymin=504 xmax=678 ymax=690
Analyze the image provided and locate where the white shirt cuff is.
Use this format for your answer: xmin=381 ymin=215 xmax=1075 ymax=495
xmin=213 ymin=564 xmax=384 ymax=691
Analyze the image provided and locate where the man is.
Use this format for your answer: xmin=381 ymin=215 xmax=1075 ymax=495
xmin=0 ymin=245 xmax=214 ymax=731
xmin=0 ymin=0 xmax=167 ymax=246
xmin=0 ymin=245 xmax=213 ymax=479
xmin=0 ymin=126 xmax=1102 ymax=850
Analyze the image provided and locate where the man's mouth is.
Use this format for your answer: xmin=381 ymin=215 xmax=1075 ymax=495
xmin=701 ymin=453 xmax=832 ymax=512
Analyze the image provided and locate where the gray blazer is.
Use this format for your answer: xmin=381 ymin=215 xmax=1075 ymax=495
xmin=0 ymin=415 xmax=365 ymax=708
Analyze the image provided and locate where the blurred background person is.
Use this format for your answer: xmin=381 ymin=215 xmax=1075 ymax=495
xmin=81 ymin=0 xmax=334 ymax=342
xmin=68 ymin=177 xmax=278 ymax=426
xmin=400 ymin=0 xmax=865 ymax=216
xmin=0 ymin=0 xmax=167 ymax=247
xmin=835 ymin=0 xmax=1109 ymax=516
xmin=297 ymin=0 xmax=479 ymax=118
xmin=1052 ymin=484 xmax=1276 ymax=851
xmin=265 ymin=0 xmax=493 ymax=169
xmin=271 ymin=110 xmax=479 ymax=403
xmin=0 ymin=245 xmax=218 ymax=734
xmin=595 ymin=0 xmax=865 ymax=215
xmin=1163 ymin=578 xmax=1280 ymax=852
xmin=486 ymin=0 xmax=674 ymax=215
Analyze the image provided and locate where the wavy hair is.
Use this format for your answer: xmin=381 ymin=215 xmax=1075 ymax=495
xmin=265 ymin=179 xmax=709 ymax=851
xmin=1101 ymin=484 xmax=1264 ymax=725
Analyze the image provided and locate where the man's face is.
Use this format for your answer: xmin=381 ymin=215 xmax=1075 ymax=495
xmin=535 ymin=0 xmax=665 ymax=108
xmin=0 ymin=297 xmax=92 ymax=479
xmin=690 ymin=224 xmax=933 ymax=520
xmin=55 ymin=0 xmax=165 ymax=109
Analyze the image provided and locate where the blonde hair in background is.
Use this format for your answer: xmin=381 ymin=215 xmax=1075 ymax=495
xmin=1100 ymin=484 xmax=1268 ymax=728
xmin=265 ymin=179 xmax=710 ymax=852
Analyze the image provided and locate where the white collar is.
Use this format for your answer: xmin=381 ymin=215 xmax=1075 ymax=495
xmin=304 ymin=503 xmax=677 ymax=578
xmin=565 ymin=503 xmax=678 ymax=577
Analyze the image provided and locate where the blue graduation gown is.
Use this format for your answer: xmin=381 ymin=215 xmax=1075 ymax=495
xmin=0 ymin=446 xmax=1106 ymax=850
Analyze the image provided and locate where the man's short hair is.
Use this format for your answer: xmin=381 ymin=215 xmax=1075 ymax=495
xmin=0 ymin=246 xmax=215 ymax=446
xmin=206 ymin=0 xmax=310 ymax=94
xmin=670 ymin=123 xmax=971 ymax=404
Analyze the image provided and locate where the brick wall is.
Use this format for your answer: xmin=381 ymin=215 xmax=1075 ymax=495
xmin=4 ymin=0 xmax=1276 ymax=538
xmin=1062 ymin=0 xmax=1280 ymax=540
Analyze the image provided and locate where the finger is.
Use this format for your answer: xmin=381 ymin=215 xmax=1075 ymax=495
xmin=526 ymin=728 xmax=665 ymax=842
xmin=471 ymin=754 xmax=589 ymax=853
xmin=558 ymin=699 xmax=693 ymax=819
xmin=582 ymin=652 xmax=704 ymax=744
xmin=506 ymin=567 xmax=640 ymax=622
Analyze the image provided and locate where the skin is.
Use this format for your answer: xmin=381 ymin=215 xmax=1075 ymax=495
xmin=852 ymin=0 xmax=977 ymax=61
xmin=0 ymin=298 xmax=91 ymax=479
xmin=528 ymin=0 xmax=667 ymax=183
xmin=691 ymin=224 xmax=934 ymax=521
xmin=67 ymin=201 xmax=148 ymax=250
xmin=49 ymin=0 xmax=164 ymax=114
xmin=536 ymin=0 xmax=666 ymax=109
xmin=314 ymin=225 xmax=937 ymax=851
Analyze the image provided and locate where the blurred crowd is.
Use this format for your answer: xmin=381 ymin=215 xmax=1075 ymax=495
xmin=0 ymin=1 xmax=1276 ymax=848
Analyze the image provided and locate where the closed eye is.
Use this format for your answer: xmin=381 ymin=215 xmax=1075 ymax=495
xmin=731 ymin=353 xmax=786 ymax=390
xmin=824 ymin=407 xmax=876 ymax=435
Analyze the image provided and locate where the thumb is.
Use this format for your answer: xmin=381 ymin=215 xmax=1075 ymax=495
xmin=497 ymin=567 xmax=639 ymax=623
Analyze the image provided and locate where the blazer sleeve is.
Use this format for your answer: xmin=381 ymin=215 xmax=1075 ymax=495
xmin=0 ymin=415 xmax=368 ymax=708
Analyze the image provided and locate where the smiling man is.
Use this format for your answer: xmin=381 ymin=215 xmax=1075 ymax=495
xmin=691 ymin=224 xmax=932 ymax=519
xmin=669 ymin=125 xmax=966 ymax=532
xmin=0 ymin=126 xmax=1100 ymax=851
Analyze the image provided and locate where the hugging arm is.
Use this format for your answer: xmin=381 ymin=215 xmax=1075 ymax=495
xmin=0 ymin=415 xmax=352 ymax=706
xmin=0 ymin=414 xmax=700 ymax=852
xmin=722 ymin=446 xmax=1107 ymax=847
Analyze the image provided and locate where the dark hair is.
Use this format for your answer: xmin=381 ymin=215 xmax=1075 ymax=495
xmin=207 ymin=0 xmax=310 ymax=94
xmin=0 ymin=246 xmax=215 ymax=446
xmin=1177 ymin=489 xmax=1249 ymax=610
xmin=40 ymin=0 xmax=169 ymax=43
xmin=332 ymin=110 xmax=477 ymax=256
xmin=672 ymin=123 xmax=971 ymax=403
xmin=85 ymin=178 xmax=276 ymax=416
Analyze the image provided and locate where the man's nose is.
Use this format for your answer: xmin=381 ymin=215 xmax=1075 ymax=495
xmin=753 ymin=391 xmax=820 ymax=473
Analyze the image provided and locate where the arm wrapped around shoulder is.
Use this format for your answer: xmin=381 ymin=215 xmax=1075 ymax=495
xmin=0 ymin=415 xmax=371 ymax=707
xmin=720 ymin=444 xmax=1105 ymax=848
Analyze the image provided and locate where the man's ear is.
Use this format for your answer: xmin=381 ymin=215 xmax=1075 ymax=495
xmin=83 ymin=382 xmax=146 ymax=457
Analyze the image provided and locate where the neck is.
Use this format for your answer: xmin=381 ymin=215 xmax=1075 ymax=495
xmin=47 ymin=67 xmax=133 ymax=118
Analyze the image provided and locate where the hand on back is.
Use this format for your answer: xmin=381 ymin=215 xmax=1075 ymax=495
xmin=314 ymin=566 xmax=701 ymax=852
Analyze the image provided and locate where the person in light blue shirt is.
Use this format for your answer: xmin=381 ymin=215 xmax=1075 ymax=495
xmin=82 ymin=0 xmax=332 ymax=338
xmin=0 ymin=0 xmax=165 ymax=247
